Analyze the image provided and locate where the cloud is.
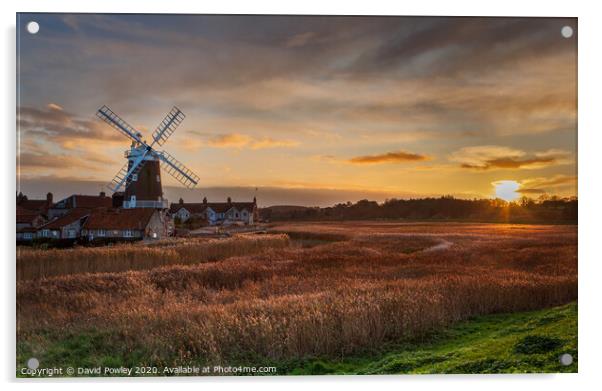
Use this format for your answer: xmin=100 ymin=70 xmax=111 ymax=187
xmin=349 ymin=18 xmax=576 ymax=79
xmin=518 ymin=175 xmax=577 ymax=195
xmin=18 ymin=151 xmax=111 ymax=172
xmin=349 ymin=150 xmax=429 ymax=164
xmin=451 ymin=146 xmax=570 ymax=170
xmin=203 ymin=133 xmax=299 ymax=150
xmin=18 ymin=105 xmax=124 ymax=148
xmin=47 ymin=103 xmax=64 ymax=111
xmin=286 ymin=32 xmax=317 ymax=48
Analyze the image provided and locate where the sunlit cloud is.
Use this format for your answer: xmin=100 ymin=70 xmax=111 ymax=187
xmin=349 ymin=150 xmax=429 ymax=164
xmin=451 ymin=146 xmax=570 ymax=170
xmin=204 ymin=133 xmax=299 ymax=150
xmin=47 ymin=103 xmax=63 ymax=111
xmin=518 ymin=175 xmax=577 ymax=195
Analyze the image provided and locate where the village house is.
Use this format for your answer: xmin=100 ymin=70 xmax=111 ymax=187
xmin=81 ymin=208 xmax=170 ymax=242
xmin=16 ymin=206 xmax=46 ymax=230
xmin=16 ymin=206 xmax=46 ymax=243
xmin=17 ymin=191 xmax=53 ymax=216
xmin=36 ymin=208 xmax=91 ymax=242
xmin=170 ymin=197 xmax=258 ymax=226
xmin=47 ymin=192 xmax=112 ymax=219
xmin=16 ymin=193 xmax=52 ymax=243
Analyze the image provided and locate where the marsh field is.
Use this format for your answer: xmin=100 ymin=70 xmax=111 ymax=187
xmin=16 ymin=222 xmax=578 ymax=375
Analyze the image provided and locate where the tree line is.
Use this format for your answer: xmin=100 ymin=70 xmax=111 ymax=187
xmin=260 ymin=196 xmax=577 ymax=224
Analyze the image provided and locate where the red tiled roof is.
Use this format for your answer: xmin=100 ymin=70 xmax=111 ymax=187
xmin=84 ymin=208 xmax=156 ymax=230
xmin=17 ymin=226 xmax=37 ymax=233
xmin=170 ymin=201 xmax=256 ymax=214
xmin=38 ymin=209 xmax=90 ymax=230
xmin=170 ymin=203 xmax=207 ymax=214
xmin=52 ymin=194 xmax=112 ymax=209
xmin=18 ymin=199 xmax=50 ymax=213
xmin=16 ymin=206 xmax=43 ymax=224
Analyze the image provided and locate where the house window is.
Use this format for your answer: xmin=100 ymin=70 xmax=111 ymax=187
xmin=132 ymin=174 xmax=138 ymax=181
xmin=124 ymin=230 xmax=133 ymax=238
xmin=41 ymin=230 xmax=49 ymax=238
xmin=67 ymin=229 xmax=76 ymax=238
xmin=235 ymin=212 xmax=239 ymax=218
xmin=156 ymin=175 xmax=161 ymax=182
xmin=97 ymin=229 xmax=106 ymax=237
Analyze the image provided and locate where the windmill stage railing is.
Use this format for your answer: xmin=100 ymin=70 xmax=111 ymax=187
xmin=122 ymin=199 xmax=169 ymax=209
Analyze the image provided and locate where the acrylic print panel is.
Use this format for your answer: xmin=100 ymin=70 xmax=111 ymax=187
xmin=16 ymin=14 xmax=577 ymax=377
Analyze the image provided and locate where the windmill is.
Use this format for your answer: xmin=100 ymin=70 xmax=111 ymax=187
xmin=96 ymin=105 xmax=200 ymax=209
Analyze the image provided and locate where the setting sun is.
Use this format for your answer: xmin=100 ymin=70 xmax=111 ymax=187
xmin=494 ymin=180 xmax=520 ymax=202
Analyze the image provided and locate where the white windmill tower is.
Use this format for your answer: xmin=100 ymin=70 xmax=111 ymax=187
xmin=96 ymin=105 xmax=200 ymax=208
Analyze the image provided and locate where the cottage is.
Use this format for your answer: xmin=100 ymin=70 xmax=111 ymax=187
xmin=36 ymin=208 xmax=91 ymax=241
xmin=16 ymin=206 xmax=46 ymax=230
xmin=81 ymin=208 xmax=169 ymax=242
xmin=170 ymin=197 xmax=257 ymax=226
xmin=48 ymin=192 xmax=112 ymax=219
xmin=16 ymin=227 xmax=37 ymax=243
xmin=16 ymin=205 xmax=47 ymax=243
xmin=17 ymin=191 xmax=53 ymax=216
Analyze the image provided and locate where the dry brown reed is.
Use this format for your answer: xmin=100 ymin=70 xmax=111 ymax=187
xmin=17 ymin=234 xmax=289 ymax=280
xmin=16 ymin=223 xmax=577 ymax=365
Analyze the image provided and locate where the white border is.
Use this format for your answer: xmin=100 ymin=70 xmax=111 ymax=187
xmin=2 ymin=1 xmax=601 ymax=390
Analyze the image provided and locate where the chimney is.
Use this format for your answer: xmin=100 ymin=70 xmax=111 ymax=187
xmin=227 ymin=196 xmax=232 ymax=204
xmin=179 ymin=197 xmax=184 ymax=205
xmin=46 ymin=192 xmax=53 ymax=204
xmin=253 ymin=196 xmax=257 ymax=204
xmin=100 ymin=191 xmax=106 ymax=198
xmin=112 ymin=192 xmax=124 ymax=208
xmin=203 ymin=197 xmax=207 ymax=204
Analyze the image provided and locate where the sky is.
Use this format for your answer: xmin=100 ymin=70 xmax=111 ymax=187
xmin=16 ymin=14 xmax=577 ymax=206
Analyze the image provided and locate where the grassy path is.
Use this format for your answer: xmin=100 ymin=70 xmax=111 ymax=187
xmin=280 ymin=302 xmax=577 ymax=375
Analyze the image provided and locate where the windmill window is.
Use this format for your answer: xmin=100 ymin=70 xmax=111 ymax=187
xmin=156 ymin=175 xmax=161 ymax=182
xmin=132 ymin=174 xmax=138 ymax=181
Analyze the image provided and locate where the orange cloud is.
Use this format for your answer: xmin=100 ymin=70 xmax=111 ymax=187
xmin=349 ymin=150 xmax=428 ymax=164
xmin=451 ymin=146 xmax=570 ymax=170
xmin=47 ymin=103 xmax=63 ymax=111
xmin=518 ymin=175 xmax=577 ymax=195
xmin=205 ymin=133 xmax=299 ymax=150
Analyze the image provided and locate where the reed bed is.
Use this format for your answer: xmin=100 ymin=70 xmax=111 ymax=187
xmin=17 ymin=223 xmax=577 ymax=366
xmin=17 ymin=234 xmax=289 ymax=280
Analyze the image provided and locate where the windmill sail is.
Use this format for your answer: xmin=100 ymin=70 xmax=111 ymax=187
xmin=97 ymin=104 xmax=200 ymax=205
xmin=152 ymin=106 xmax=185 ymax=146
xmin=157 ymin=150 xmax=199 ymax=188
xmin=108 ymin=151 xmax=149 ymax=192
xmin=97 ymin=105 xmax=144 ymax=144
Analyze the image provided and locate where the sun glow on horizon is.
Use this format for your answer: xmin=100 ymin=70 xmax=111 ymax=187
xmin=494 ymin=180 xmax=520 ymax=202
